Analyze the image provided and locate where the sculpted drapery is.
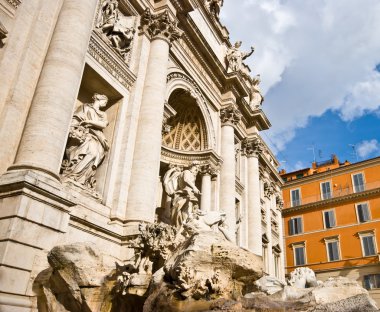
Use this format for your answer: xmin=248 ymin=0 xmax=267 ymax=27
xmin=61 ymin=93 xmax=109 ymax=191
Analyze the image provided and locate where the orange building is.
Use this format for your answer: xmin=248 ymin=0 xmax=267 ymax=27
xmin=281 ymin=155 xmax=380 ymax=305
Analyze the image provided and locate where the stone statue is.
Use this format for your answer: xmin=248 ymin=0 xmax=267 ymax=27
xmin=226 ymin=41 xmax=254 ymax=72
xmin=61 ymin=93 xmax=109 ymax=193
xmin=287 ymin=267 xmax=319 ymax=288
xmin=163 ymin=163 xmax=201 ymax=228
xmin=207 ymin=0 xmax=224 ymax=19
xmin=249 ymin=74 xmax=264 ymax=109
xmin=96 ymin=0 xmax=135 ymax=59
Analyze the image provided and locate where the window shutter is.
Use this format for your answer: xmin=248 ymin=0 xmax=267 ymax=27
xmin=289 ymin=219 xmax=295 ymax=235
xmin=296 ymin=218 xmax=302 ymax=234
xmin=363 ymin=236 xmax=375 ymax=256
xmin=358 ymin=205 xmax=364 ymax=222
xmin=362 ymin=204 xmax=370 ymax=221
xmin=329 ymin=211 xmax=336 ymax=227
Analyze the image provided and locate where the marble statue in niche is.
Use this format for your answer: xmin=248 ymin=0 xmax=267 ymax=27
xmin=163 ymin=163 xmax=201 ymax=228
xmin=61 ymin=93 xmax=109 ymax=196
xmin=249 ymin=74 xmax=264 ymax=109
xmin=226 ymin=41 xmax=254 ymax=72
xmin=96 ymin=0 xmax=135 ymax=60
xmin=163 ymin=163 xmax=233 ymax=241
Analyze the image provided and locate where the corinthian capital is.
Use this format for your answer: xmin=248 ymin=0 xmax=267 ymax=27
xmin=220 ymin=105 xmax=241 ymax=126
xmin=242 ymin=137 xmax=264 ymax=158
xmin=139 ymin=9 xmax=183 ymax=43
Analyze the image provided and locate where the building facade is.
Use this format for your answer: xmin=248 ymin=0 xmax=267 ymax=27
xmin=0 ymin=0 xmax=284 ymax=310
xmin=281 ymin=155 xmax=380 ymax=305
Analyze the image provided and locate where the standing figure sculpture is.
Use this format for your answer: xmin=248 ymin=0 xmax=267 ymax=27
xmin=226 ymin=41 xmax=254 ymax=72
xmin=61 ymin=94 xmax=109 ymax=193
xmin=163 ymin=163 xmax=201 ymax=228
xmin=96 ymin=0 xmax=135 ymax=59
xmin=207 ymin=0 xmax=224 ymax=18
xmin=249 ymin=74 xmax=264 ymax=109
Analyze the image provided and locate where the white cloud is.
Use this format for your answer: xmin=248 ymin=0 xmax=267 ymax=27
xmin=356 ymin=140 xmax=380 ymax=159
xmin=221 ymin=0 xmax=380 ymax=152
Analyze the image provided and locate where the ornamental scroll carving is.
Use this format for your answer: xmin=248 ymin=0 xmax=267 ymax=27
xmin=61 ymin=94 xmax=109 ymax=199
xmin=96 ymin=0 xmax=136 ymax=60
xmin=220 ymin=105 xmax=241 ymax=126
xmin=242 ymin=137 xmax=264 ymax=158
xmin=139 ymin=8 xmax=183 ymax=43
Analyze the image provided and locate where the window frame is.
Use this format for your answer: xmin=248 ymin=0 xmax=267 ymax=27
xmin=352 ymin=172 xmax=365 ymax=193
xmin=324 ymin=236 xmax=341 ymax=262
xmin=363 ymin=274 xmax=380 ymax=290
xmin=322 ymin=209 xmax=336 ymax=229
xmin=320 ymin=180 xmax=333 ymax=200
xmin=290 ymin=188 xmax=302 ymax=207
xmin=355 ymin=202 xmax=371 ymax=223
xmin=358 ymin=231 xmax=378 ymax=257
xmin=288 ymin=215 xmax=303 ymax=236
xmin=292 ymin=242 xmax=307 ymax=266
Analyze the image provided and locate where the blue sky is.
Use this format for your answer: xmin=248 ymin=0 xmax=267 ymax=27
xmin=220 ymin=0 xmax=380 ymax=172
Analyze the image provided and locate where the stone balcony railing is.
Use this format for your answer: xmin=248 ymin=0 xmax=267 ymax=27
xmin=284 ymin=181 xmax=380 ymax=209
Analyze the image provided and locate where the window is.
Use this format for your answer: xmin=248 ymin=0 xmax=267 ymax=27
xmin=323 ymin=210 xmax=336 ymax=228
xmin=325 ymin=239 xmax=340 ymax=261
xmin=360 ymin=234 xmax=377 ymax=256
xmin=291 ymin=189 xmax=301 ymax=207
xmin=352 ymin=173 xmax=365 ymax=193
xmin=364 ymin=274 xmax=380 ymax=290
xmin=293 ymin=243 xmax=306 ymax=266
xmin=289 ymin=217 xmax=303 ymax=235
xmin=321 ymin=181 xmax=332 ymax=199
xmin=356 ymin=203 xmax=371 ymax=223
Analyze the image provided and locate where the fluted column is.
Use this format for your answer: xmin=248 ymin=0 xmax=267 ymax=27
xmin=219 ymin=105 xmax=241 ymax=240
xmin=244 ymin=137 xmax=264 ymax=256
xmin=125 ymin=10 xmax=182 ymax=223
xmin=200 ymin=164 xmax=217 ymax=212
xmin=276 ymin=193 xmax=286 ymax=281
xmin=9 ymin=0 xmax=99 ymax=179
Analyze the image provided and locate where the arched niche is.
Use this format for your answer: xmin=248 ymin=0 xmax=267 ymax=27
xmin=162 ymin=88 xmax=208 ymax=151
xmin=165 ymin=72 xmax=216 ymax=150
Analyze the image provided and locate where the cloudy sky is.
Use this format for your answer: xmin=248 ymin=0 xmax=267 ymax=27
xmin=220 ymin=0 xmax=380 ymax=172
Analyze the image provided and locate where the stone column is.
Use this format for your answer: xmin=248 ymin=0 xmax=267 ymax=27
xmin=200 ymin=164 xmax=217 ymax=212
xmin=244 ymin=138 xmax=264 ymax=256
xmin=125 ymin=10 xmax=182 ymax=224
xmin=276 ymin=193 xmax=286 ymax=281
xmin=9 ymin=0 xmax=99 ymax=179
xmin=219 ymin=105 xmax=241 ymax=240
xmin=264 ymin=180 xmax=275 ymax=275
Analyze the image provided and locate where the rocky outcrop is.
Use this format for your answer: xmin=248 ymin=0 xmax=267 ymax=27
xmin=143 ymin=229 xmax=263 ymax=311
xmin=36 ymin=232 xmax=378 ymax=312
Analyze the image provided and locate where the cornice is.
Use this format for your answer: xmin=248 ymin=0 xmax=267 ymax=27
xmin=283 ymin=156 xmax=380 ymax=188
xmin=88 ymin=31 xmax=136 ymax=90
xmin=282 ymin=187 xmax=380 ymax=215
xmin=161 ymin=146 xmax=222 ymax=168
xmin=6 ymin=0 xmax=21 ymax=9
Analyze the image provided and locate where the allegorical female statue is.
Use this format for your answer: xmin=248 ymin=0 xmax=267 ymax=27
xmin=249 ymin=74 xmax=264 ymax=109
xmin=61 ymin=93 xmax=109 ymax=192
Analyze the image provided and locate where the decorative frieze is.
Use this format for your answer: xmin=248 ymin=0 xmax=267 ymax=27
xmin=88 ymin=31 xmax=136 ymax=90
xmin=242 ymin=137 xmax=264 ymax=158
xmin=220 ymin=105 xmax=241 ymax=126
xmin=139 ymin=9 xmax=183 ymax=43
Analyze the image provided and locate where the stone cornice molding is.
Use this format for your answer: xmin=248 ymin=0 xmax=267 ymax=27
xmin=282 ymin=187 xmax=380 ymax=216
xmin=88 ymin=31 xmax=136 ymax=90
xmin=161 ymin=146 xmax=222 ymax=169
xmin=220 ymin=105 xmax=241 ymax=127
xmin=242 ymin=137 xmax=264 ymax=158
xmin=139 ymin=8 xmax=183 ymax=44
